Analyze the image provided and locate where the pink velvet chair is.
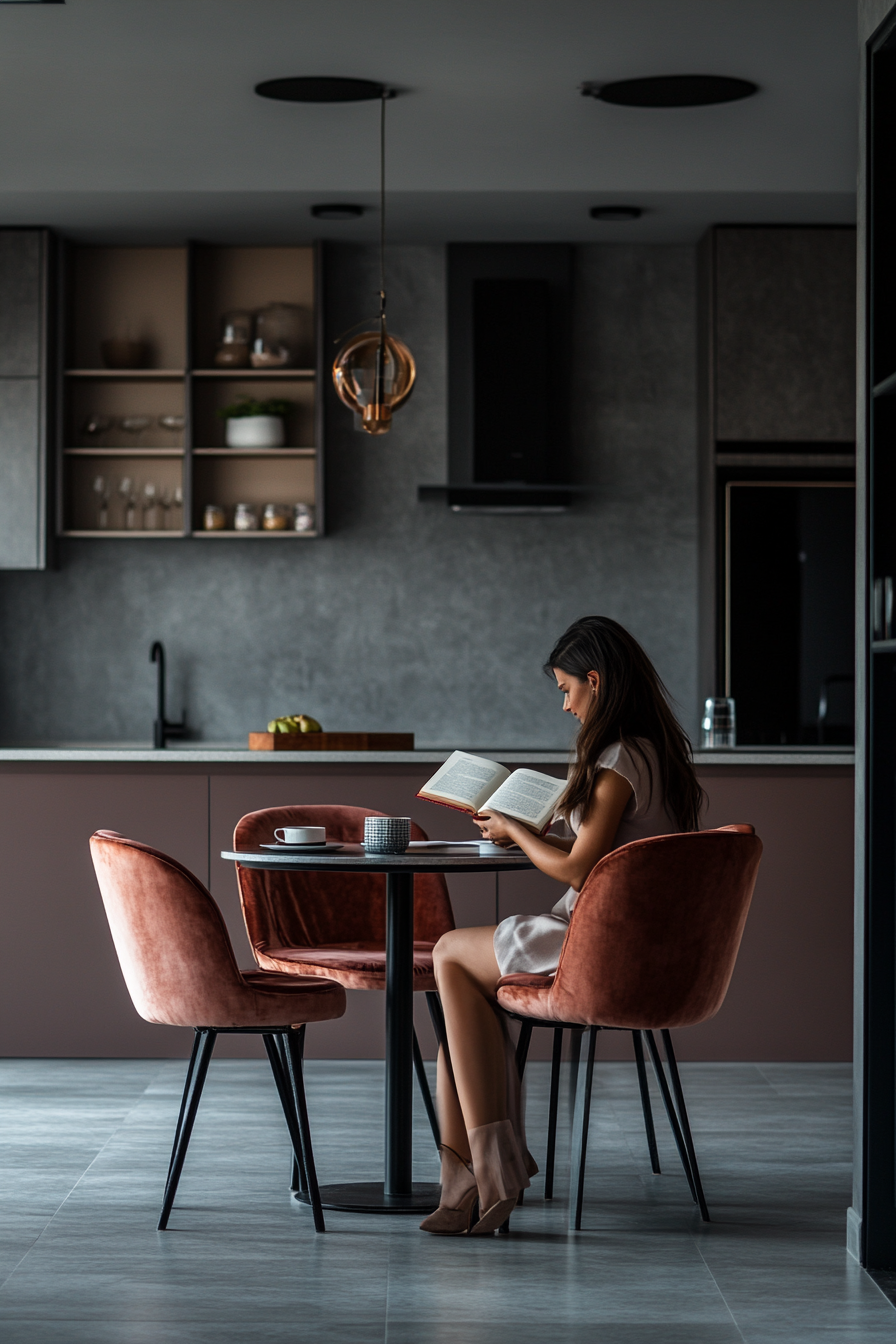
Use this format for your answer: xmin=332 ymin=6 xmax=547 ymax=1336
xmin=90 ymin=830 xmax=346 ymax=1233
xmin=233 ymin=805 xmax=455 ymax=1146
xmin=497 ymin=825 xmax=762 ymax=1229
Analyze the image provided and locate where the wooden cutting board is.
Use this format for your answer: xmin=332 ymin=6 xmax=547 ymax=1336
xmin=248 ymin=731 xmax=415 ymax=752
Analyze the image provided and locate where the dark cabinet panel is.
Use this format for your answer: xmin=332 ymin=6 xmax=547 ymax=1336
xmin=0 ymin=231 xmax=42 ymax=377
xmin=0 ymin=229 xmax=50 ymax=570
xmin=0 ymin=377 xmax=42 ymax=568
xmin=714 ymin=227 xmax=856 ymax=442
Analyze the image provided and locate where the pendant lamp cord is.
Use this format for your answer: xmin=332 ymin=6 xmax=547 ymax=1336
xmin=379 ymin=89 xmax=387 ymax=320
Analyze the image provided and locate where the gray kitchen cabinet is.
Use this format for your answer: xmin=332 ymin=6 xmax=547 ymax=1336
xmin=0 ymin=229 xmax=51 ymax=569
xmin=708 ymin=226 xmax=856 ymax=443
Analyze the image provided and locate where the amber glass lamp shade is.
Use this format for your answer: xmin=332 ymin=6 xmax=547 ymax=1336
xmin=332 ymin=330 xmax=416 ymax=435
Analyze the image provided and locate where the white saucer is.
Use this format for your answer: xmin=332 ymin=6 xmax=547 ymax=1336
xmin=260 ymin=841 xmax=344 ymax=853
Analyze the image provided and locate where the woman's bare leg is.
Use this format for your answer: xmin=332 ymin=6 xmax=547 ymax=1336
xmin=435 ymin=1047 xmax=471 ymax=1161
xmin=433 ymin=926 xmax=506 ymax=1133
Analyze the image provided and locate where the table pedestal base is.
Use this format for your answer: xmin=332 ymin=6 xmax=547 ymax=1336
xmin=295 ymin=1181 xmax=440 ymax=1214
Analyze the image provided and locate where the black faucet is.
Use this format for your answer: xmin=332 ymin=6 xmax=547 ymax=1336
xmin=150 ymin=641 xmax=187 ymax=749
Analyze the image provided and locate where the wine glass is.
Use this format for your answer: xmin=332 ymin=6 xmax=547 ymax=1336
xmin=92 ymin=475 xmax=109 ymax=529
xmin=117 ymin=476 xmax=137 ymax=530
xmin=82 ymin=414 xmax=114 ymax=438
xmin=158 ymin=414 xmax=185 ymax=434
xmin=142 ymin=481 xmax=158 ymax=530
xmin=119 ymin=415 xmax=151 ymax=443
xmin=173 ymin=484 xmax=183 ymax=527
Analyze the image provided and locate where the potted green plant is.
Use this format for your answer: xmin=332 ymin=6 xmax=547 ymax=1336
xmin=218 ymin=396 xmax=293 ymax=448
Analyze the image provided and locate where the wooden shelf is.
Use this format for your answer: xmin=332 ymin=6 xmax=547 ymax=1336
xmin=192 ymin=529 xmax=317 ymax=539
xmin=64 ymin=447 xmax=184 ymax=457
xmin=65 ymin=369 xmax=185 ymax=379
xmin=62 ymin=530 xmax=183 ymax=539
xmin=191 ymin=368 xmax=316 ymax=379
xmin=192 ymin=447 xmax=315 ymax=457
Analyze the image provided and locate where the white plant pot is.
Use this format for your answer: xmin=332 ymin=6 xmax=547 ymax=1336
xmin=225 ymin=415 xmax=285 ymax=448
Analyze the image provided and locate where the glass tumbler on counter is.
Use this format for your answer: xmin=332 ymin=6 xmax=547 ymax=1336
xmin=701 ymin=697 xmax=736 ymax=749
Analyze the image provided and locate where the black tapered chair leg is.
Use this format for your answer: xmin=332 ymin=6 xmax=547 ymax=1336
xmin=413 ymin=1029 xmax=440 ymax=1149
xmin=166 ymin=1028 xmax=202 ymax=1181
xmin=515 ymin=1019 xmax=533 ymax=1078
xmin=643 ymin=1029 xmax=700 ymax=1208
xmin=426 ymin=990 xmax=447 ymax=1049
xmin=263 ymin=1033 xmax=309 ymax=1197
xmin=158 ymin=1027 xmax=216 ymax=1230
xmin=284 ymin=1026 xmax=326 ymax=1233
xmin=568 ymin=1026 xmax=584 ymax=1123
xmin=632 ymin=1031 xmax=661 ymax=1174
xmin=568 ymin=1026 xmax=598 ymax=1230
xmin=544 ymin=1027 xmax=564 ymax=1199
xmin=660 ymin=1029 xmax=709 ymax=1222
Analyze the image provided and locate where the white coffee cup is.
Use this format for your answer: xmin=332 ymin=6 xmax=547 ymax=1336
xmin=274 ymin=826 xmax=326 ymax=845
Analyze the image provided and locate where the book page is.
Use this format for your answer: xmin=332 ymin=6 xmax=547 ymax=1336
xmin=482 ymin=769 xmax=566 ymax=830
xmin=418 ymin=751 xmax=510 ymax=812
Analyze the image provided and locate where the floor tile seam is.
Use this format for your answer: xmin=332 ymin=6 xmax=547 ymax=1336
xmin=0 ymin=1062 xmax=173 ymax=1295
xmin=692 ymin=1239 xmax=749 ymax=1343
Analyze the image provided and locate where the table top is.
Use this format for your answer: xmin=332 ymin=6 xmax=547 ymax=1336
xmin=221 ymin=844 xmax=534 ymax=874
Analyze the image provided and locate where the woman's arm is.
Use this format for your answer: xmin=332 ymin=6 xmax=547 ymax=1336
xmin=475 ymin=768 xmax=633 ymax=891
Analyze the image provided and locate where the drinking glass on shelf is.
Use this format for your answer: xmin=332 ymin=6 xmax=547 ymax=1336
xmin=158 ymin=414 xmax=185 ymax=434
xmin=142 ymin=482 xmax=158 ymax=530
xmin=173 ymin=484 xmax=183 ymax=528
xmin=92 ymin=475 xmax=109 ymax=529
xmin=701 ymin=697 xmax=736 ymax=749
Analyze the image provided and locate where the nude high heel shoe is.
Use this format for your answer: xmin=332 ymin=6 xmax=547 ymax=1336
xmin=468 ymin=1119 xmax=530 ymax=1235
xmin=419 ymin=1145 xmax=479 ymax=1235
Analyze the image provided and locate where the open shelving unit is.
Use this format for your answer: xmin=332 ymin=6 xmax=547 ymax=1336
xmin=56 ymin=243 xmax=323 ymax=539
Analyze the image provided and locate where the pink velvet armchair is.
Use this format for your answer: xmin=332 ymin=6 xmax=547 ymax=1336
xmin=497 ymin=825 xmax=762 ymax=1229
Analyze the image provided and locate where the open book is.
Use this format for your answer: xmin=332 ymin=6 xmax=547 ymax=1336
xmin=417 ymin=751 xmax=566 ymax=834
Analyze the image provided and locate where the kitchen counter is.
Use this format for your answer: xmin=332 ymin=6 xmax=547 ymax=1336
xmin=0 ymin=742 xmax=853 ymax=1065
xmin=0 ymin=743 xmax=855 ymax=766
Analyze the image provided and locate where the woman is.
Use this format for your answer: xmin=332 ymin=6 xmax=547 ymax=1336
xmin=423 ymin=615 xmax=704 ymax=1236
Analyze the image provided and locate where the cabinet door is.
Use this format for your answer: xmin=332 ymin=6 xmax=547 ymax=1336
xmin=714 ymin=226 xmax=856 ymax=443
xmin=0 ymin=230 xmax=48 ymax=569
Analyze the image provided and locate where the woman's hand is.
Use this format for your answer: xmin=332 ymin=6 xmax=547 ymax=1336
xmin=473 ymin=810 xmax=517 ymax=846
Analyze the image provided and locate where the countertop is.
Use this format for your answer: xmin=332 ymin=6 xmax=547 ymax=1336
xmin=0 ymin=743 xmax=855 ymax=766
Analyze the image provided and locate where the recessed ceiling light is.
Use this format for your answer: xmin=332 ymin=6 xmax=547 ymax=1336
xmin=311 ymin=203 xmax=365 ymax=220
xmin=581 ymin=75 xmax=758 ymax=108
xmin=590 ymin=206 xmax=643 ymax=221
xmin=255 ymin=77 xmax=393 ymax=103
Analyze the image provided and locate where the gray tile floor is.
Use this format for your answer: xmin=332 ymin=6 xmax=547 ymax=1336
xmin=0 ymin=1056 xmax=892 ymax=1343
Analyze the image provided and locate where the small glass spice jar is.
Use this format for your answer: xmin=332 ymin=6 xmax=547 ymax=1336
xmin=214 ymin=311 xmax=252 ymax=368
xmin=293 ymin=502 xmax=315 ymax=533
xmin=203 ymin=504 xmax=226 ymax=531
xmin=234 ymin=502 xmax=259 ymax=532
xmin=262 ymin=503 xmax=289 ymax=531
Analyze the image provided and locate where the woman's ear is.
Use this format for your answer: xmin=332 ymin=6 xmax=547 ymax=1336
xmin=587 ymin=671 xmax=600 ymax=696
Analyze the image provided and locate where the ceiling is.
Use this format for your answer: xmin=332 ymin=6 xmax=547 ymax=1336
xmin=0 ymin=0 xmax=858 ymax=243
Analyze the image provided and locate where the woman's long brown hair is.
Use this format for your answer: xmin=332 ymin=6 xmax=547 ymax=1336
xmin=546 ymin=616 xmax=705 ymax=832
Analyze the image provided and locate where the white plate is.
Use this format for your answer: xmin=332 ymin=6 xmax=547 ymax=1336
xmin=259 ymin=842 xmax=344 ymax=853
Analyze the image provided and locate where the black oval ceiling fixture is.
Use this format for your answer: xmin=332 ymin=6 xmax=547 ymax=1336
xmin=590 ymin=205 xmax=643 ymax=221
xmin=311 ymin=203 xmax=365 ymax=220
xmin=582 ymin=75 xmax=758 ymax=107
xmin=255 ymin=76 xmax=391 ymax=103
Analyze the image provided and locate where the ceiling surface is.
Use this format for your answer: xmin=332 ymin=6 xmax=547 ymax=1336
xmin=0 ymin=0 xmax=858 ymax=242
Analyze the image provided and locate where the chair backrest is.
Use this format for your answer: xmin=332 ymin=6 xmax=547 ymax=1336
xmin=233 ymin=805 xmax=455 ymax=956
xmin=90 ymin=830 xmax=251 ymax=1028
xmin=548 ymin=825 xmax=762 ymax=1030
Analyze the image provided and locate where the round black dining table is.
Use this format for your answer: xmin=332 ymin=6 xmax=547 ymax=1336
xmin=221 ymin=843 xmax=533 ymax=1214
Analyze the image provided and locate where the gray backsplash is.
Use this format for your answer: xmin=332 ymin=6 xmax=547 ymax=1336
xmin=0 ymin=243 xmax=698 ymax=749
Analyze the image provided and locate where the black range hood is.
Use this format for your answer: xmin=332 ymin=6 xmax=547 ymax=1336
xmin=419 ymin=244 xmax=582 ymax=513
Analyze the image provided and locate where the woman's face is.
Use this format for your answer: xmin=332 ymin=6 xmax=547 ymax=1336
xmin=553 ymin=667 xmax=599 ymax=722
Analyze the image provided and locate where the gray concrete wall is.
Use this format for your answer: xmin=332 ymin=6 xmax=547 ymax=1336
xmin=0 ymin=244 xmax=698 ymax=749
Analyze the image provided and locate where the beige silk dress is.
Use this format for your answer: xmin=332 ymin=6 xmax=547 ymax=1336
xmin=492 ymin=739 xmax=680 ymax=977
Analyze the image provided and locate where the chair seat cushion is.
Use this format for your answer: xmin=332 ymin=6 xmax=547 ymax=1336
xmin=255 ymin=942 xmax=438 ymax=992
xmin=496 ymin=972 xmax=559 ymax=1021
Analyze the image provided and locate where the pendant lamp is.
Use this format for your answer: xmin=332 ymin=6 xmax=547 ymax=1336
xmin=331 ymin=92 xmax=416 ymax=435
